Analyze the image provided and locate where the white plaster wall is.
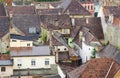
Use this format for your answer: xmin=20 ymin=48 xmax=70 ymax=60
xmin=13 ymin=56 xmax=55 ymax=69
xmin=81 ymin=42 xmax=94 ymax=63
xmin=0 ymin=66 xmax=13 ymax=77
xmin=98 ymin=6 xmax=107 ymax=35
xmin=10 ymin=39 xmax=33 ymax=47
xmin=55 ymin=46 xmax=68 ymax=52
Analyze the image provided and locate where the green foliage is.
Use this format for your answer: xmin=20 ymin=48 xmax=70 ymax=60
xmin=91 ymin=48 xmax=97 ymax=59
xmin=0 ymin=51 xmax=10 ymax=54
xmin=0 ymin=0 xmax=3 ymax=3
xmin=41 ymin=28 xmax=47 ymax=43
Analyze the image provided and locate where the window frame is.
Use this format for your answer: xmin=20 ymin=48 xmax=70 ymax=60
xmin=31 ymin=59 xmax=36 ymax=66
xmin=45 ymin=58 xmax=49 ymax=66
xmin=1 ymin=67 xmax=6 ymax=72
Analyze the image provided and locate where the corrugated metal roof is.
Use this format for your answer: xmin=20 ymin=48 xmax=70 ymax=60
xmin=10 ymin=46 xmax=52 ymax=57
xmin=10 ymin=34 xmax=40 ymax=41
xmin=0 ymin=60 xmax=13 ymax=66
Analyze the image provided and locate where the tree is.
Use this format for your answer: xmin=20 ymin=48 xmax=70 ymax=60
xmin=41 ymin=28 xmax=47 ymax=43
xmin=91 ymin=48 xmax=97 ymax=59
xmin=0 ymin=0 xmax=3 ymax=3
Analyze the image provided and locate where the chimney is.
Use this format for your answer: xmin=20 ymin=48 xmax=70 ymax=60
xmin=67 ymin=10 xmax=69 ymax=15
xmin=58 ymin=11 xmax=61 ymax=15
xmin=86 ymin=18 xmax=89 ymax=24
xmin=71 ymin=18 xmax=75 ymax=26
xmin=82 ymin=37 xmax=85 ymax=42
xmin=108 ymin=14 xmax=113 ymax=24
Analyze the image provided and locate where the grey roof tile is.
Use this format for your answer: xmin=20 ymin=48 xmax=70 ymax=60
xmin=0 ymin=3 xmax=6 ymax=16
xmin=0 ymin=60 xmax=13 ymax=66
xmin=10 ymin=46 xmax=52 ymax=57
xmin=12 ymin=14 xmax=40 ymax=37
xmin=0 ymin=16 xmax=10 ymax=38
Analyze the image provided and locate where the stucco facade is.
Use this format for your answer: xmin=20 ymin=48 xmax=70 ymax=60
xmin=0 ymin=66 xmax=13 ymax=77
xmin=12 ymin=56 xmax=55 ymax=69
xmin=0 ymin=33 xmax=10 ymax=53
xmin=10 ymin=39 xmax=33 ymax=47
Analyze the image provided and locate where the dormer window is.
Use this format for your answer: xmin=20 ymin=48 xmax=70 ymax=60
xmin=29 ymin=27 xmax=36 ymax=33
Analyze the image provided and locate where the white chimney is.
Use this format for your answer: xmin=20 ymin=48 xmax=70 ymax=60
xmin=86 ymin=18 xmax=89 ymax=24
xmin=82 ymin=37 xmax=85 ymax=42
xmin=58 ymin=11 xmax=61 ymax=15
xmin=108 ymin=14 xmax=113 ymax=24
xmin=71 ymin=18 xmax=75 ymax=26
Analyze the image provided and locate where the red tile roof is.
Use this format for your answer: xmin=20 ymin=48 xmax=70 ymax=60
xmin=68 ymin=57 xmax=120 ymax=78
xmin=0 ymin=54 xmax=11 ymax=60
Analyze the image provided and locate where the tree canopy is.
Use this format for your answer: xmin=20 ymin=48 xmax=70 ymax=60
xmin=0 ymin=0 xmax=3 ymax=3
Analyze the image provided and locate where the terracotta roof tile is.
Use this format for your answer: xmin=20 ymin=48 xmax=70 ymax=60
xmin=0 ymin=54 xmax=11 ymax=60
xmin=68 ymin=58 xmax=120 ymax=78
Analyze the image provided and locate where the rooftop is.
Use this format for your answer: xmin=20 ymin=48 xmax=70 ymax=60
xmin=103 ymin=6 xmax=120 ymax=18
xmin=10 ymin=46 xmax=52 ymax=57
xmin=0 ymin=16 xmax=10 ymax=38
xmin=68 ymin=57 xmax=120 ymax=78
xmin=98 ymin=44 xmax=120 ymax=64
xmin=7 ymin=6 xmax=36 ymax=15
xmin=58 ymin=0 xmax=91 ymax=15
xmin=0 ymin=3 xmax=6 ymax=16
xmin=0 ymin=60 xmax=13 ymax=66
xmin=12 ymin=14 xmax=40 ymax=37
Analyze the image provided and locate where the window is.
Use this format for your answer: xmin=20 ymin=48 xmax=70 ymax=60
xmin=45 ymin=58 xmax=49 ymax=65
xmin=64 ymin=48 xmax=67 ymax=50
xmin=31 ymin=59 xmax=36 ymax=66
xmin=91 ymin=5 xmax=93 ymax=10
xmin=27 ymin=43 xmax=30 ymax=46
xmin=17 ymin=64 xmax=22 ymax=67
xmin=29 ymin=27 xmax=36 ymax=33
xmin=58 ymin=48 xmax=60 ymax=51
xmin=88 ymin=6 xmax=90 ymax=10
xmin=62 ymin=29 xmax=70 ymax=34
xmin=17 ymin=59 xmax=22 ymax=67
xmin=1 ymin=67 xmax=6 ymax=72
xmin=12 ymin=39 xmax=17 ymax=42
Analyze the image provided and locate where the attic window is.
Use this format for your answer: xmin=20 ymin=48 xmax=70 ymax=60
xmin=64 ymin=48 xmax=67 ymax=50
xmin=29 ymin=27 xmax=36 ymax=33
xmin=58 ymin=49 xmax=60 ymax=51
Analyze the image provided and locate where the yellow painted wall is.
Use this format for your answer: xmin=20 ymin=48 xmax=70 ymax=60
xmin=114 ymin=70 xmax=120 ymax=78
xmin=10 ymin=39 xmax=33 ymax=47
